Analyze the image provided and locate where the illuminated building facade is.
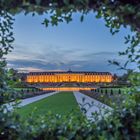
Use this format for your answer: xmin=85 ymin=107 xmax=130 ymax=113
xmin=26 ymin=71 xmax=113 ymax=83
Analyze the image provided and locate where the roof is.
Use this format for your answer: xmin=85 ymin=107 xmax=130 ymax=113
xmin=28 ymin=71 xmax=112 ymax=75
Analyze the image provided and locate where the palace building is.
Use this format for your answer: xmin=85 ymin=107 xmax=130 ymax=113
xmin=26 ymin=70 xmax=113 ymax=83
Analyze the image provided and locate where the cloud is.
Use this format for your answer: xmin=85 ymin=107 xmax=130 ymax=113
xmin=17 ymin=67 xmax=45 ymax=72
xmin=6 ymin=43 xmax=129 ymax=74
xmin=82 ymin=51 xmax=118 ymax=60
xmin=87 ymin=51 xmax=116 ymax=56
xmin=7 ymin=43 xmax=89 ymax=65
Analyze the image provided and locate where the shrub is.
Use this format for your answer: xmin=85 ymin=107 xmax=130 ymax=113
xmin=118 ymin=89 xmax=121 ymax=94
xmin=110 ymin=89 xmax=113 ymax=95
xmin=105 ymin=89 xmax=108 ymax=95
xmin=0 ymin=104 xmax=139 ymax=140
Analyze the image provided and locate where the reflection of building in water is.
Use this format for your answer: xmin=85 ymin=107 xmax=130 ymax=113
xmin=26 ymin=70 xmax=113 ymax=83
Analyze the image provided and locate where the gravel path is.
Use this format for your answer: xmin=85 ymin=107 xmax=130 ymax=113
xmin=6 ymin=91 xmax=58 ymax=110
xmin=73 ymin=91 xmax=113 ymax=121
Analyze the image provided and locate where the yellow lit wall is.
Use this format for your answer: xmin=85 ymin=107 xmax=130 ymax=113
xmin=26 ymin=73 xmax=113 ymax=83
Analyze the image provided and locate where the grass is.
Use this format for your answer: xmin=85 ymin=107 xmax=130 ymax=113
xmin=17 ymin=92 xmax=81 ymax=119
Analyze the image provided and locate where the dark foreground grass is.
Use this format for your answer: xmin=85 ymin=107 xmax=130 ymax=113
xmin=17 ymin=92 xmax=81 ymax=119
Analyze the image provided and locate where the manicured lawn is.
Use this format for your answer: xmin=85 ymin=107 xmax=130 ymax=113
xmin=18 ymin=92 xmax=81 ymax=119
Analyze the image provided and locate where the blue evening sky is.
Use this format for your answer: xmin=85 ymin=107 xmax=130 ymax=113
xmin=6 ymin=12 xmax=134 ymax=75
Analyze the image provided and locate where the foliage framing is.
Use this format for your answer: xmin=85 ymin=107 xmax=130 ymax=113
xmin=0 ymin=10 xmax=15 ymax=104
xmin=0 ymin=0 xmax=140 ymax=140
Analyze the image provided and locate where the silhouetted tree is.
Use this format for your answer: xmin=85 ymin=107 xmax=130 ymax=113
xmin=105 ymin=89 xmax=108 ymax=95
xmin=118 ymin=89 xmax=121 ymax=94
xmin=26 ymin=89 xmax=29 ymax=93
xmin=101 ymin=89 xmax=103 ymax=94
xmin=111 ymin=89 xmax=113 ymax=95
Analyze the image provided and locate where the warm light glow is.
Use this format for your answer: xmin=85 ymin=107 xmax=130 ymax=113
xmin=26 ymin=72 xmax=113 ymax=83
xmin=41 ymin=87 xmax=95 ymax=91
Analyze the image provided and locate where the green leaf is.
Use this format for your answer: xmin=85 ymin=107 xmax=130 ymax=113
xmin=80 ymin=15 xmax=84 ymax=22
xmin=35 ymin=0 xmax=41 ymax=5
xmin=43 ymin=19 xmax=50 ymax=27
xmin=124 ymin=61 xmax=129 ymax=68
xmin=63 ymin=0 xmax=69 ymax=5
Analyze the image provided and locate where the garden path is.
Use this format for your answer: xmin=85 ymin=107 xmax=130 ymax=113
xmin=6 ymin=91 xmax=58 ymax=110
xmin=73 ymin=91 xmax=113 ymax=121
